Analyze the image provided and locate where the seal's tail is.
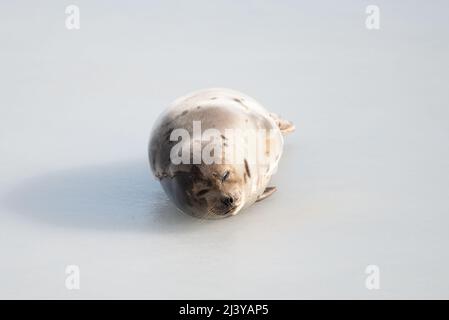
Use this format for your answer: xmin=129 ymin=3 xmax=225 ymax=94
xmin=269 ymin=113 xmax=295 ymax=135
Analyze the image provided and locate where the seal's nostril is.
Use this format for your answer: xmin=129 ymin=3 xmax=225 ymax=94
xmin=222 ymin=196 xmax=234 ymax=207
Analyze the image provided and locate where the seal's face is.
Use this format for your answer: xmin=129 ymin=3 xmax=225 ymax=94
xmin=187 ymin=164 xmax=246 ymax=219
xmin=160 ymin=164 xmax=246 ymax=219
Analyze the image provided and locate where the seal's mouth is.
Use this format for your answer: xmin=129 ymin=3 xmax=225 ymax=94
xmin=220 ymin=206 xmax=237 ymax=216
xmin=209 ymin=206 xmax=235 ymax=216
xmin=209 ymin=202 xmax=240 ymax=217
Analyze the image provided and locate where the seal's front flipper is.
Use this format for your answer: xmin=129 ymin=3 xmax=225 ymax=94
xmin=256 ymin=186 xmax=277 ymax=202
xmin=269 ymin=113 xmax=295 ymax=135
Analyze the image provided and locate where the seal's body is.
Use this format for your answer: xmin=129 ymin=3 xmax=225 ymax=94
xmin=149 ymin=88 xmax=294 ymax=219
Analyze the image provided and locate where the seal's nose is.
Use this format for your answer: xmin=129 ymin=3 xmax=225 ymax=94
xmin=221 ymin=196 xmax=234 ymax=207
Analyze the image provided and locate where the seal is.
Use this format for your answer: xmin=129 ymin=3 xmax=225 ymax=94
xmin=148 ymin=88 xmax=294 ymax=219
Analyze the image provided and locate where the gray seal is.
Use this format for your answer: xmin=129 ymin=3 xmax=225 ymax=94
xmin=149 ymin=88 xmax=294 ymax=219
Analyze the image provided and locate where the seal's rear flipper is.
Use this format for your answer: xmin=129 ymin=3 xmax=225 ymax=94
xmin=256 ymin=186 xmax=277 ymax=202
xmin=269 ymin=113 xmax=295 ymax=135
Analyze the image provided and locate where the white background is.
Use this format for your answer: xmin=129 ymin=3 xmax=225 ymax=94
xmin=1 ymin=0 xmax=448 ymax=299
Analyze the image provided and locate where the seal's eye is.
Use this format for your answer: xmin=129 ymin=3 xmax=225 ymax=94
xmin=222 ymin=171 xmax=230 ymax=182
xmin=196 ymin=189 xmax=210 ymax=197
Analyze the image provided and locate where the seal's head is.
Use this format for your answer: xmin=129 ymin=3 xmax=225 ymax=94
xmin=160 ymin=163 xmax=247 ymax=219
